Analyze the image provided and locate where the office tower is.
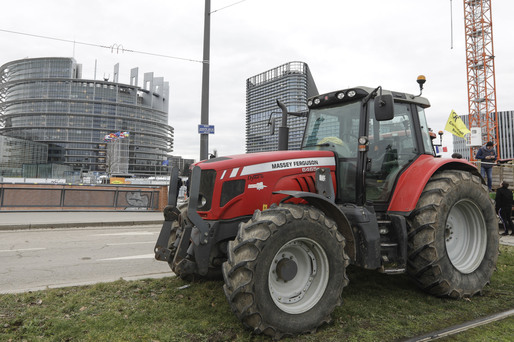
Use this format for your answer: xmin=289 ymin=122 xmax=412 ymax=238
xmin=246 ymin=61 xmax=318 ymax=153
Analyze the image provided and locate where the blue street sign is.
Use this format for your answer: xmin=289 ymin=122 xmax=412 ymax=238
xmin=198 ymin=124 xmax=215 ymax=134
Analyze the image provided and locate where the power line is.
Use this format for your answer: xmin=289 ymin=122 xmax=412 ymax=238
xmin=211 ymin=0 xmax=249 ymax=14
xmin=0 ymin=28 xmax=206 ymax=64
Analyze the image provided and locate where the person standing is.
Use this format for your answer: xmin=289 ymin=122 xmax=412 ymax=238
xmin=176 ymin=177 xmax=183 ymax=201
xmin=496 ymin=181 xmax=514 ymax=235
xmin=476 ymin=141 xmax=497 ymax=191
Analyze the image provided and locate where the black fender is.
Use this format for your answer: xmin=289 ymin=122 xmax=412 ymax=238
xmin=274 ymin=190 xmax=357 ymax=264
xmin=273 ymin=166 xmax=382 ymax=269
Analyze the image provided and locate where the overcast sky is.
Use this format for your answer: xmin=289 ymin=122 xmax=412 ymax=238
xmin=1 ymin=0 xmax=513 ymax=161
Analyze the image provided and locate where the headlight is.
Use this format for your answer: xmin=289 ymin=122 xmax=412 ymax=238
xmin=347 ymin=90 xmax=356 ymax=97
xmin=198 ymin=193 xmax=207 ymax=209
xmin=336 ymin=92 xmax=345 ymax=100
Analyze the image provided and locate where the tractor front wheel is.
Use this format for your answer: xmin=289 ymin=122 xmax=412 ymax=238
xmin=407 ymin=170 xmax=499 ymax=298
xmin=222 ymin=204 xmax=349 ymax=339
xmin=166 ymin=202 xmax=222 ymax=281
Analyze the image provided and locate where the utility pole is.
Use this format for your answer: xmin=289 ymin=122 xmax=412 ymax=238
xmin=200 ymin=0 xmax=211 ymax=161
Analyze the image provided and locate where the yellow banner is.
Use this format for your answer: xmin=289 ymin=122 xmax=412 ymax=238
xmin=445 ymin=110 xmax=471 ymax=138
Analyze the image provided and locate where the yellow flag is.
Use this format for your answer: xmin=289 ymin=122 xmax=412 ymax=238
xmin=445 ymin=110 xmax=471 ymax=138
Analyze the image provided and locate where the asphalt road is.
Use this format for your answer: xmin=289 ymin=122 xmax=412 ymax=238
xmin=0 ymin=224 xmax=174 ymax=294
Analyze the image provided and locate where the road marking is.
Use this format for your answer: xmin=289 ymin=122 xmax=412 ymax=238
xmin=106 ymin=241 xmax=155 ymax=246
xmin=98 ymin=254 xmax=155 ymax=261
xmin=92 ymin=232 xmax=155 ymax=236
xmin=0 ymin=248 xmax=46 ymax=253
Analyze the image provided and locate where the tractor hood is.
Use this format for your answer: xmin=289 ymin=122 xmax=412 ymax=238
xmin=190 ymin=150 xmax=337 ymax=221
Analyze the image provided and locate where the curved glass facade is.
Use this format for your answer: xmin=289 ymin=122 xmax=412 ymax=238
xmin=0 ymin=57 xmax=173 ymax=176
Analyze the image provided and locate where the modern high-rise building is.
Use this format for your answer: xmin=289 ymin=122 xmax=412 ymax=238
xmin=0 ymin=57 xmax=173 ymax=176
xmin=0 ymin=135 xmax=48 ymax=177
xmin=453 ymin=110 xmax=514 ymax=159
xmin=497 ymin=110 xmax=514 ymax=159
xmin=246 ymin=61 xmax=318 ymax=153
xmin=171 ymin=155 xmax=196 ymax=176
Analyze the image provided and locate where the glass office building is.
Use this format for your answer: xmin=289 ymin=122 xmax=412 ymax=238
xmin=453 ymin=110 xmax=514 ymax=159
xmin=0 ymin=135 xmax=48 ymax=177
xmin=246 ymin=61 xmax=318 ymax=153
xmin=0 ymin=57 xmax=173 ymax=176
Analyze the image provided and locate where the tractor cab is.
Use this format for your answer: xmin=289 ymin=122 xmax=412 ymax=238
xmin=301 ymin=85 xmax=433 ymax=209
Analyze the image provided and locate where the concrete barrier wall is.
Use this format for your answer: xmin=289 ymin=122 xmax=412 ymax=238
xmin=492 ymin=163 xmax=514 ymax=189
xmin=0 ymin=184 xmax=168 ymax=211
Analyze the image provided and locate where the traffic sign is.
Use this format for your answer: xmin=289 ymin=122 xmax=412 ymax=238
xmin=198 ymin=124 xmax=215 ymax=134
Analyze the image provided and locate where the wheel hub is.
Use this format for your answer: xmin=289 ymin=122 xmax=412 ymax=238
xmin=445 ymin=199 xmax=487 ymax=274
xmin=268 ymin=238 xmax=329 ymax=313
xmin=276 ymin=257 xmax=298 ymax=282
xmin=445 ymin=223 xmax=454 ymax=242
xmin=270 ymin=247 xmax=314 ymax=304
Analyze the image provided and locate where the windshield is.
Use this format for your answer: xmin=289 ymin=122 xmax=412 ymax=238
xmin=302 ymin=101 xmax=361 ymax=158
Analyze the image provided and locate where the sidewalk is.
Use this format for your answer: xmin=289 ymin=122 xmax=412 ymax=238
xmin=0 ymin=211 xmax=164 ymax=230
xmin=500 ymin=234 xmax=514 ymax=246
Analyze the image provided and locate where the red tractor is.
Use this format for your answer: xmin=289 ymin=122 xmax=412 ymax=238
xmin=155 ymin=78 xmax=499 ymax=339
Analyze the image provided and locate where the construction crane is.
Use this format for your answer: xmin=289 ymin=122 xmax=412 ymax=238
xmin=463 ymin=0 xmax=499 ymax=160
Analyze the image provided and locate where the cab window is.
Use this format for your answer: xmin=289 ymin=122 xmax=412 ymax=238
xmin=417 ymin=106 xmax=434 ymax=154
xmin=366 ymin=102 xmax=418 ymax=202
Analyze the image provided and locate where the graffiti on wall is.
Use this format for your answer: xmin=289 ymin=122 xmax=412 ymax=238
xmin=125 ymin=191 xmax=150 ymax=210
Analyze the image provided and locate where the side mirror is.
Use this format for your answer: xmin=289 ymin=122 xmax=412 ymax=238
xmin=374 ymin=94 xmax=394 ymax=121
xmin=269 ymin=117 xmax=276 ymax=135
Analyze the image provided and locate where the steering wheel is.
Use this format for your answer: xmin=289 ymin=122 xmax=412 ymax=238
xmin=318 ymin=137 xmax=352 ymax=157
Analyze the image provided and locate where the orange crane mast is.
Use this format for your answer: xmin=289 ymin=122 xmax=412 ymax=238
xmin=463 ymin=0 xmax=499 ymax=160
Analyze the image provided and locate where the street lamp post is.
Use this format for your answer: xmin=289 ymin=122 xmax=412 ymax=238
xmin=200 ymin=0 xmax=211 ymax=161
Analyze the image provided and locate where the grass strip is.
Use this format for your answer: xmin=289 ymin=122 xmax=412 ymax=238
xmin=1 ymin=245 xmax=513 ymax=341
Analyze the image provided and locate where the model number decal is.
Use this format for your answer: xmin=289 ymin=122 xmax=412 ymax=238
xmin=302 ymin=166 xmax=319 ymax=173
xmin=248 ymin=174 xmax=263 ymax=181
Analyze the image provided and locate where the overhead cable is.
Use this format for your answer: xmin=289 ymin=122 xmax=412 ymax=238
xmin=0 ymin=28 xmax=205 ymax=64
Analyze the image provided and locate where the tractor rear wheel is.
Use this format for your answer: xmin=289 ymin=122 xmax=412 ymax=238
xmin=407 ymin=170 xmax=499 ymax=298
xmin=222 ymin=203 xmax=349 ymax=339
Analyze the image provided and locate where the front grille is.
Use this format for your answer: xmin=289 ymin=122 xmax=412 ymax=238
xmin=220 ymin=179 xmax=246 ymax=207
